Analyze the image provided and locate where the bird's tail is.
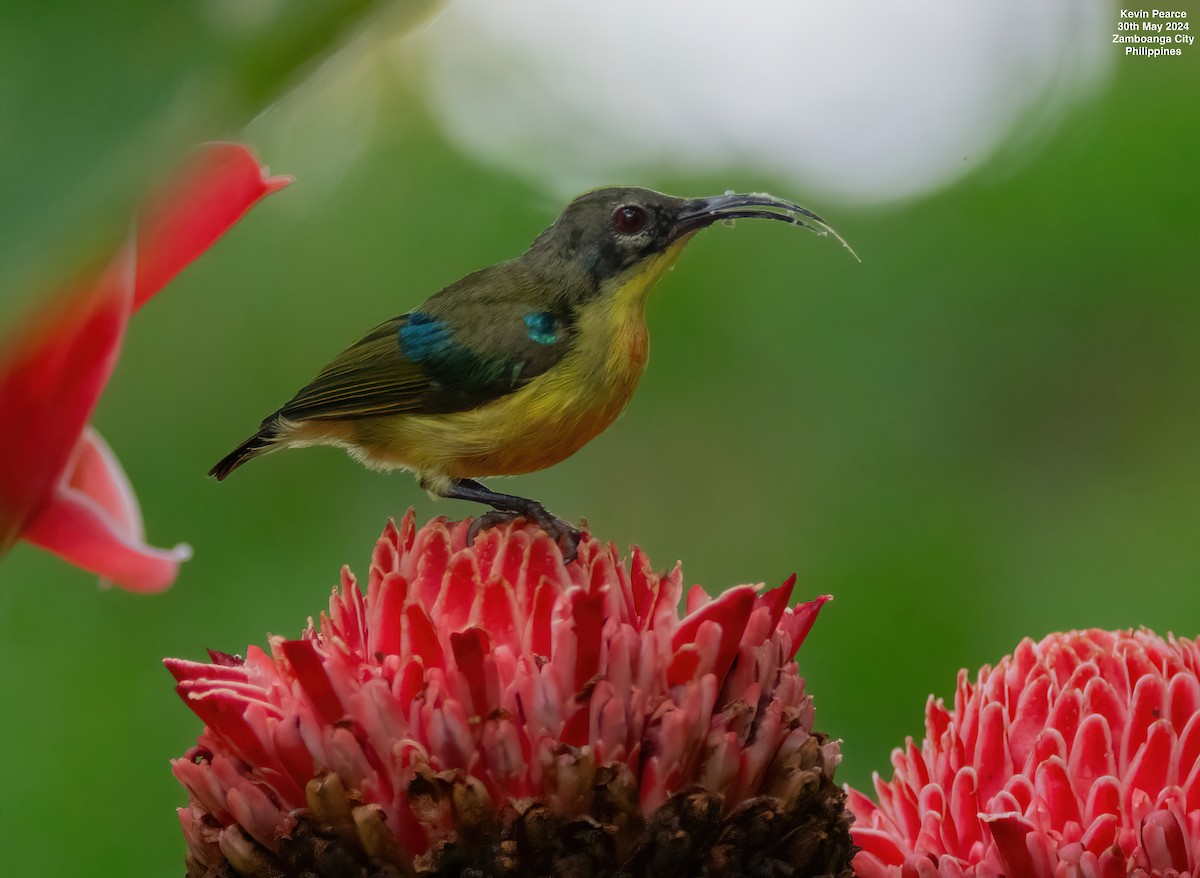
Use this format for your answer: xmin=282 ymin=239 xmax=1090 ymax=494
xmin=209 ymin=418 xmax=280 ymax=481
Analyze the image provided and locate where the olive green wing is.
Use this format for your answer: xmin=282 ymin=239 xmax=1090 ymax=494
xmin=277 ymin=317 xmax=432 ymax=421
xmin=278 ymin=276 xmax=575 ymax=422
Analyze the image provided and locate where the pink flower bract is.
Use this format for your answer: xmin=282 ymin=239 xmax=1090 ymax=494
xmin=0 ymin=143 xmax=289 ymax=591
xmin=849 ymin=628 xmax=1200 ymax=878
xmin=167 ymin=513 xmax=854 ymax=877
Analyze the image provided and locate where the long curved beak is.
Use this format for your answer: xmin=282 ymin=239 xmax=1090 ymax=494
xmin=674 ymin=192 xmax=860 ymax=261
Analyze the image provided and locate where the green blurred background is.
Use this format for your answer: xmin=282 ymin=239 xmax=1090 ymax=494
xmin=2 ymin=3 xmax=1199 ymax=875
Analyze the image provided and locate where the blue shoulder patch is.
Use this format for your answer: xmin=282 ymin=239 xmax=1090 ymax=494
xmin=524 ymin=312 xmax=558 ymax=346
xmin=398 ymin=312 xmax=453 ymax=362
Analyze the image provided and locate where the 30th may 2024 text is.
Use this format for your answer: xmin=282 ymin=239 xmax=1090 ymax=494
xmin=1114 ymin=7 xmax=1193 ymax=58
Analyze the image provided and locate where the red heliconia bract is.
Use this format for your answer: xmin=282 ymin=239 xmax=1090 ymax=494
xmin=0 ymin=143 xmax=289 ymax=592
xmin=849 ymin=628 xmax=1200 ymax=878
xmin=167 ymin=513 xmax=856 ymax=877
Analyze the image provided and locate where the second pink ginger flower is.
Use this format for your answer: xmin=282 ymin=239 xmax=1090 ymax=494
xmin=850 ymin=628 xmax=1200 ymax=878
xmin=167 ymin=513 xmax=855 ymax=877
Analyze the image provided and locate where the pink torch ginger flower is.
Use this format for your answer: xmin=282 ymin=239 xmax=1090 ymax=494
xmin=167 ymin=513 xmax=855 ymax=877
xmin=0 ymin=144 xmax=289 ymax=592
xmin=849 ymin=628 xmax=1200 ymax=878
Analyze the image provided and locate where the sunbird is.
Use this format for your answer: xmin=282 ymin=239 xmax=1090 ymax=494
xmin=212 ymin=188 xmax=853 ymax=560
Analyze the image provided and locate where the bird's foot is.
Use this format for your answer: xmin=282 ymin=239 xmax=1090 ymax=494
xmin=467 ymin=507 xmax=582 ymax=564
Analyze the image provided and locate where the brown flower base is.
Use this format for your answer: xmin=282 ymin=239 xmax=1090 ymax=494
xmin=184 ymin=734 xmax=855 ymax=878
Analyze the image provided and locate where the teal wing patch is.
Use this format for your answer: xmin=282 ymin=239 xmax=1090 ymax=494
xmin=524 ymin=311 xmax=559 ymax=345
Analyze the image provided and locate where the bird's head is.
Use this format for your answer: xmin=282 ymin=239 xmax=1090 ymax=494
xmin=525 ymin=186 xmax=854 ymax=303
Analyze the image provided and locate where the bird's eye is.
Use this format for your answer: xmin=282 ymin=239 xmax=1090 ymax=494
xmin=612 ymin=205 xmax=648 ymax=235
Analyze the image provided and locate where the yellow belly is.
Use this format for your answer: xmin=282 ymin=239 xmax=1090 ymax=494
xmin=357 ymin=326 xmax=646 ymax=480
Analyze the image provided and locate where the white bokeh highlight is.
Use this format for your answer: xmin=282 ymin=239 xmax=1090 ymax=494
xmin=411 ymin=0 xmax=1112 ymax=205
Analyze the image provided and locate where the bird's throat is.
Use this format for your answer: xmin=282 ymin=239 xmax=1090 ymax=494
xmin=604 ymin=234 xmax=695 ymax=311
xmin=578 ymin=234 xmax=694 ymax=389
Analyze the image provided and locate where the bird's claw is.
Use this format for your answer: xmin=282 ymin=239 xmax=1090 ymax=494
xmin=547 ymin=518 xmax=582 ymax=565
xmin=467 ymin=508 xmax=582 ymax=564
xmin=466 ymin=511 xmax=517 ymax=546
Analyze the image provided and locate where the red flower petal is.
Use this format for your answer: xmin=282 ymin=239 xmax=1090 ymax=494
xmin=528 ymin=576 xmax=555 ymax=658
xmin=1068 ymin=713 xmax=1116 ymax=799
xmin=479 ymin=576 xmax=519 ymax=647
xmin=852 ymin=827 xmax=908 ymax=865
xmin=780 ymin=593 xmax=832 ymax=660
xmin=367 ymin=571 xmax=406 ymax=658
xmin=1125 ymin=718 xmax=1175 ymax=803
xmin=0 ymin=246 xmax=133 ymax=552
xmin=279 ymin=639 xmax=343 ymax=724
xmin=450 ymin=628 xmax=492 ymax=717
xmin=404 ymin=604 xmax=445 ymax=671
xmin=982 ymin=812 xmax=1040 ymax=878
xmin=22 ymin=425 xmax=191 ymax=592
xmin=1033 ymin=756 xmax=1081 ymax=828
xmin=1009 ymin=672 xmax=1051 ymax=767
xmin=570 ymin=590 xmax=605 ymax=692
xmin=134 ymin=143 xmax=291 ymax=310
xmin=948 ymin=767 xmax=981 ymax=853
xmin=761 ymin=573 xmax=797 ymax=633
xmin=670 ymin=585 xmax=756 ymax=687
xmin=65 ymin=427 xmax=142 ymax=536
xmin=1168 ymin=671 xmax=1200 ymax=734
